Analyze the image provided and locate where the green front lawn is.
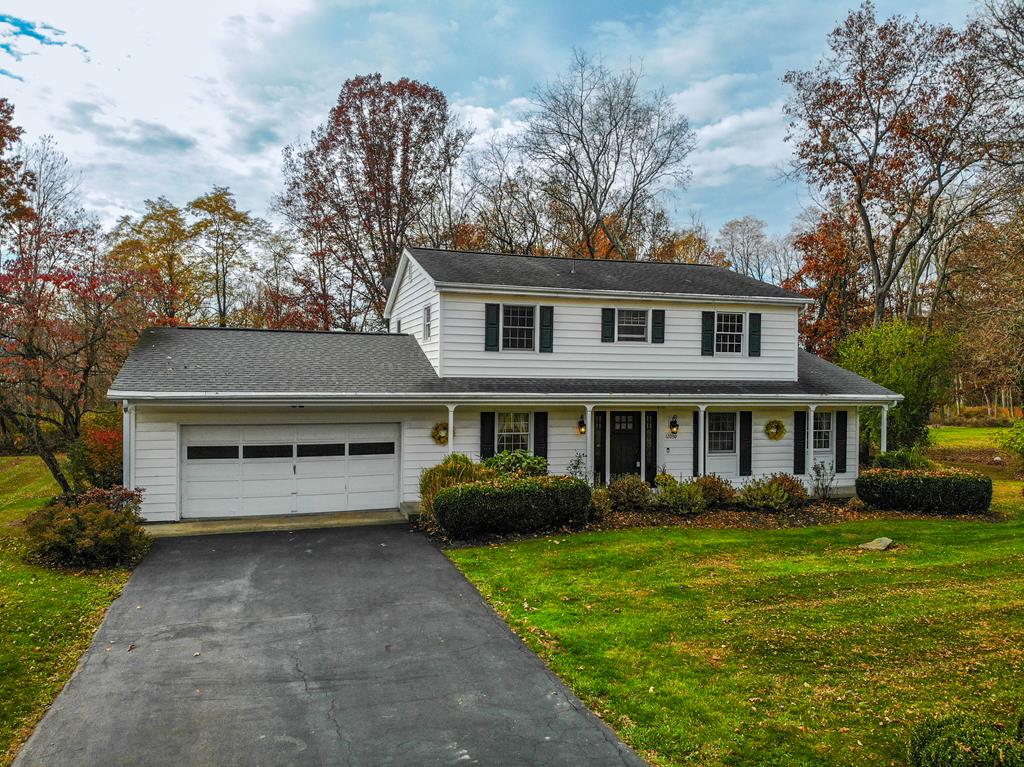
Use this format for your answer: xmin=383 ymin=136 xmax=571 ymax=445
xmin=449 ymin=428 xmax=1024 ymax=766
xmin=0 ymin=457 xmax=130 ymax=766
xmin=928 ymin=424 xmax=1008 ymax=450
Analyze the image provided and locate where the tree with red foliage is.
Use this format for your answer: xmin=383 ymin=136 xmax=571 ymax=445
xmin=0 ymin=98 xmax=33 ymax=241
xmin=281 ymin=74 xmax=470 ymax=327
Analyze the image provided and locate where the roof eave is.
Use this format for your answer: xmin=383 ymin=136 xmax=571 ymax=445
xmin=433 ymin=281 xmax=810 ymax=306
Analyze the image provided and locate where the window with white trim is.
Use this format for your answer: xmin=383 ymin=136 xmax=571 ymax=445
xmin=496 ymin=412 xmax=530 ymax=452
xmin=423 ymin=305 xmax=431 ymax=339
xmin=813 ymin=411 xmax=832 ymax=450
xmin=707 ymin=412 xmax=737 ymax=453
xmin=715 ymin=312 xmax=744 ymax=354
xmin=616 ymin=309 xmax=648 ymax=342
xmin=502 ymin=305 xmax=535 ymax=350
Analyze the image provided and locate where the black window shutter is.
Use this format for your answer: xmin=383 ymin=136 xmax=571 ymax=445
xmin=533 ymin=412 xmax=548 ymax=459
xmin=644 ymin=411 xmax=657 ymax=484
xmin=601 ymin=308 xmax=615 ymax=342
xmin=835 ymin=410 xmax=848 ymax=473
xmin=692 ymin=411 xmax=701 ymax=476
xmin=651 ymin=310 xmax=665 ymax=344
xmin=539 ymin=306 xmax=554 ymax=353
xmin=593 ymin=411 xmax=607 ymax=485
xmin=748 ymin=313 xmax=761 ymax=357
xmin=480 ymin=412 xmax=496 ymax=458
xmin=701 ymin=311 xmax=715 ymax=356
xmin=793 ymin=410 xmax=807 ymax=475
xmin=739 ymin=411 xmax=753 ymax=476
xmin=484 ymin=304 xmax=499 ymax=351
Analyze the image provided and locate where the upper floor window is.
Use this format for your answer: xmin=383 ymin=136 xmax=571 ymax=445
xmin=423 ymin=305 xmax=432 ymax=339
xmin=496 ymin=412 xmax=530 ymax=452
xmin=707 ymin=412 xmax=736 ymax=453
xmin=813 ymin=411 xmax=832 ymax=450
xmin=616 ymin=309 xmax=647 ymax=342
xmin=502 ymin=305 xmax=535 ymax=350
xmin=715 ymin=312 xmax=744 ymax=354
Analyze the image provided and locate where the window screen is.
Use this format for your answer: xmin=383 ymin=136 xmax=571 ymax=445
xmin=616 ymin=309 xmax=647 ymax=342
xmin=502 ymin=305 xmax=535 ymax=350
xmin=715 ymin=313 xmax=744 ymax=354
xmin=242 ymin=444 xmax=293 ymax=459
xmin=496 ymin=412 xmax=530 ymax=452
xmin=297 ymin=443 xmax=346 ymax=458
xmin=707 ymin=413 xmax=737 ymax=453
xmin=813 ymin=411 xmax=832 ymax=450
xmin=187 ymin=445 xmax=238 ymax=460
xmin=349 ymin=442 xmax=395 ymax=456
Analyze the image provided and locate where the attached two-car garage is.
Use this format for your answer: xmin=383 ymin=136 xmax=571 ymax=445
xmin=180 ymin=423 xmax=399 ymax=519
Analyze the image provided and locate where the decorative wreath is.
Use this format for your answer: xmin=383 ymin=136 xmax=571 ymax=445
xmin=764 ymin=419 xmax=787 ymax=441
xmin=431 ymin=421 xmax=449 ymax=445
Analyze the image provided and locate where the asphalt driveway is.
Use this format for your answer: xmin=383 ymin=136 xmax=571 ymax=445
xmin=15 ymin=525 xmax=642 ymax=767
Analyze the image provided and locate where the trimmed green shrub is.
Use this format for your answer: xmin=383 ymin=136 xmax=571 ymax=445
xmin=590 ymin=486 xmax=612 ymax=519
xmin=482 ymin=449 xmax=549 ymax=477
xmin=908 ymin=714 xmax=1024 ymax=767
xmin=856 ymin=468 xmax=993 ymax=515
xmin=693 ymin=474 xmax=736 ymax=508
xmin=608 ymin=474 xmax=653 ymax=514
xmin=419 ymin=454 xmax=495 ymax=522
xmin=766 ymin=473 xmax=809 ymax=506
xmin=25 ymin=487 xmax=150 ymax=568
xmin=432 ymin=475 xmax=591 ymax=538
xmin=654 ymin=475 xmax=706 ymax=516
xmin=874 ymin=447 xmax=934 ymax=470
xmin=736 ymin=478 xmax=790 ymax=513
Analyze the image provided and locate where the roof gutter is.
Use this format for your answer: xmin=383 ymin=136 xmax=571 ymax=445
xmin=433 ymin=282 xmax=811 ymax=306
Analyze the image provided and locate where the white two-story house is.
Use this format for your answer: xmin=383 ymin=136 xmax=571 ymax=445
xmin=109 ymin=247 xmax=901 ymax=522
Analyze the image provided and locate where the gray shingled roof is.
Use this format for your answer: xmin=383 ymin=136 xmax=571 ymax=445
xmin=109 ymin=327 xmax=898 ymax=401
xmin=407 ymin=247 xmax=806 ymax=301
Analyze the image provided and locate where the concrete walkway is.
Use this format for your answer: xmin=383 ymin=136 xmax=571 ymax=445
xmin=144 ymin=509 xmax=406 ymax=538
xmin=15 ymin=526 xmax=643 ymax=767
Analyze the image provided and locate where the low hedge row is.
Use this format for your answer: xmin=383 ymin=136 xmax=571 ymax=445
xmin=856 ymin=468 xmax=992 ymax=515
xmin=432 ymin=475 xmax=591 ymax=538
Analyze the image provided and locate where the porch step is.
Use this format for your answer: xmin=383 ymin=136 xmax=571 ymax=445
xmin=143 ymin=509 xmax=407 ymax=538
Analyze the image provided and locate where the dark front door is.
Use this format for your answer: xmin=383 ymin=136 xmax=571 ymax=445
xmin=610 ymin=411 xmax=641 ymax=478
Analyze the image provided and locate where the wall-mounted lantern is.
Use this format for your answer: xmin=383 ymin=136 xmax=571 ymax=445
xmin=577 ymin=415 xmax=587 ymax=435
xmin=669 ymin=414 xmax=679 ymax=435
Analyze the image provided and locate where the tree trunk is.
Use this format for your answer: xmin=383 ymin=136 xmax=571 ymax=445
xmin=29 ymin=423 xmax=71 ymax=493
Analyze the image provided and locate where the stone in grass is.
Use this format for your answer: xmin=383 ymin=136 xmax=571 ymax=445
xmin=859 ymin=537 xmax=893 ymax=551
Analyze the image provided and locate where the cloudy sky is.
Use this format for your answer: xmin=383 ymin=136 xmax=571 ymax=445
xmin=3 ymin=0 xmax=972 ymax=235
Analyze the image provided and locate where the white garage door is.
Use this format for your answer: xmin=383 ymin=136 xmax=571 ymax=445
xmin=181 ymin=423 xmax=399 ymax=519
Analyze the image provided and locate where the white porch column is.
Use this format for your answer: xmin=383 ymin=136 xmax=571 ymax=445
xmin=121 ymin=400 xmax=132 ymax=489
xmin=584 ymin=404 xmax=594 ymax=485
xmin=697 ymin=405 xmax=706 ymax=477
xmin=446 ymin=404 xmax=456 ymax=455
xmin=806 ymin=404 xmax=816 ymax=477
xmin=880 ymin=404 xmax=889 ymax=454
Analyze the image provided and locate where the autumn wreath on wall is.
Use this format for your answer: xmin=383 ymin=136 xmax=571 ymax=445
xmin=764 ymin=419 xmax=787 ymax=441
xmin=431 ymin=421 xmax=449 ymax=445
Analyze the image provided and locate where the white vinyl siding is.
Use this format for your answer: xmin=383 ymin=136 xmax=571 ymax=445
xmin=390 ymin=256 xmax=440 ymax=372
xmin=440 ymin=293 xmax=798 ymax=380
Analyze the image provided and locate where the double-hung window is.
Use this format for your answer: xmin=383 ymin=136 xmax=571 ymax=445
xmin=422 ymin=305 xmax=432 ymax=339
xmin=502 ymin=305 xmax=535 ymax=350
xmin=715 ymin=313 xmax=744 ymax=354
xmin=496 ymin=412 xmax=530 ymax=452
xmin=616 ymin=309 xmax=647 ymax=342
xmin=813 ymin=411 xmax=832 ymax=450
xmin=707 ymin=412 xmax=737 ymax=453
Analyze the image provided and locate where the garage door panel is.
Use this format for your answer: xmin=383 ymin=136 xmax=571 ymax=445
xmin=240 ymin=462 xmax=293 ymax=479
xmin=241 ymin=478 xmax=295 ymax=497
xmin=348 ymin=471 xmax=397 ymax=493
xmin=242 ymin=425 xmax=297 ymax=441
xmin=186 ymin=497 xmax=242 ymax=516
xmin=185 ymin=425 xmax=242 ymax=442
xmin=295 ymin=424 xmax=350 ymax=441
xmin=187 ymin=481 xmax=242 ymax=500
xmin=296 ymin=476 xmax=348 ymax=495
xmin=295 ymin=459 xmax=347 ymax=477
xmin=346 ymin=489 xmax=397 ymax=510
xmin=185 ymin=463 xmax=241 ymax=480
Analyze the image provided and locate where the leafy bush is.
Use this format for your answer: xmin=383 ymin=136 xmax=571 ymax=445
xmin=766 ymin=473 xmax=809 ymax=506
xmin=654 ymin=475 xmax=706 ymax=515
xmin=908 ymin=714 xmax=1024 ymax=767
xmin=874 ymin=447 xmax=934 ymax=470
xmin=68 ymin=419 xmax=124 ymax=490
xmin=590 ymin=486 xmax=612 ymax=519
xmin=997 ymin=421 xmax=1024 ymax=461
xmin=482 ymin=449 xmax=549 ymax=477
xmin=432 ymin=475 xmax=591 ymax=538
xmin=608 ymin=474 xmax=653 ymax=514
xmin=693 ymin=474 xmax=736 ymax=508
xmin=25 ymin=487 xmax=149 ymax=568
xmin=736 ymin=478 xmax=791 ymax=513
xmin=419 ymin=454 xmax=495 ymax=521
xmin=856 ymin=468 xmax=993 ymax=515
